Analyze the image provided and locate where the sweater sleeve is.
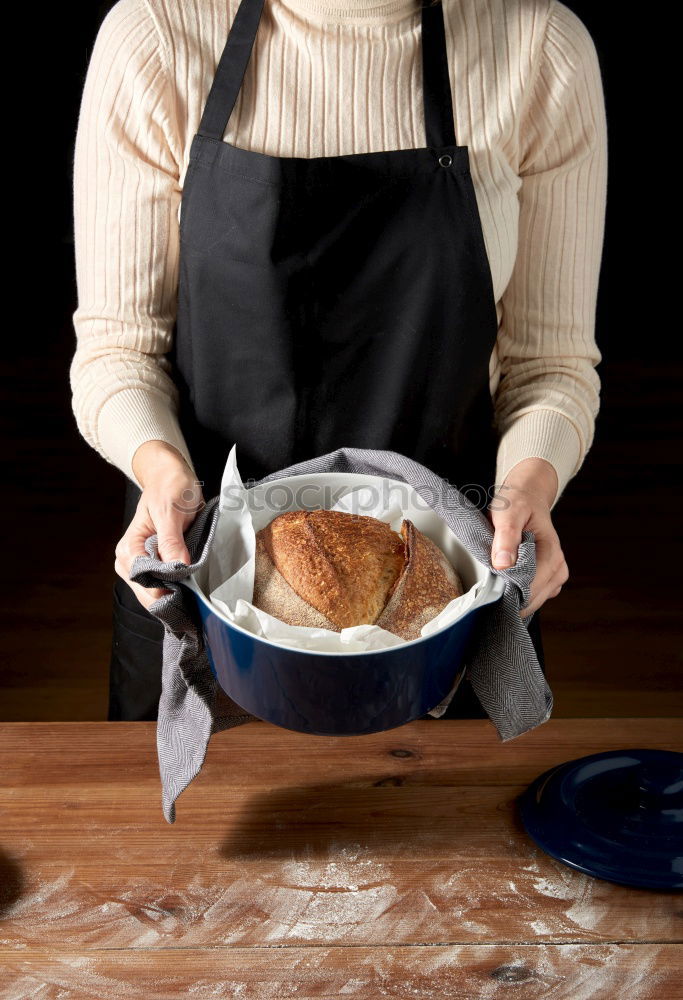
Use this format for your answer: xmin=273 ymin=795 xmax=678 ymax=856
xmin=492 ymin=0 xmax=608 ymax=509
xmin=69 ymin=0 xmax=197 ymax=491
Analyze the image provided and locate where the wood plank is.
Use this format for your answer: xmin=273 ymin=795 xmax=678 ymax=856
xmin=0 ymin=721 xmax=680 ymax=951
xmin=2 ymin=945 xmax=681 ymax=1000
xmin=1 ymin=719 xmax=680 ymax=788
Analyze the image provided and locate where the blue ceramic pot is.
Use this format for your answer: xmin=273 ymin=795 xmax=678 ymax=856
xmin=182 ymin=472 xmax=504 ymax=736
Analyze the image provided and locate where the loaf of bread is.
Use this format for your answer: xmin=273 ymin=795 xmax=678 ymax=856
xmin=252 ymin=508 xmax=464 ymax=641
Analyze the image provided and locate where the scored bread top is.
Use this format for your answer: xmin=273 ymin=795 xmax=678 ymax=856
xmin=258 ymin=508 xmax=406 ymax=629
xmin=375 ymin=519 xmax=464 ymax=642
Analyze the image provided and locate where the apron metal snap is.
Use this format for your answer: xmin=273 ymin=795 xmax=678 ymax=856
xmin=438 ymin=153 xmax=453 ymax=167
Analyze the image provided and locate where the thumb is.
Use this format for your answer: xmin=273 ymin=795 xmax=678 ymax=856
xmin=490 ymin=510 xmax=524 ymax=570
xmin=155 ymin=518 xmax=192 ymax=566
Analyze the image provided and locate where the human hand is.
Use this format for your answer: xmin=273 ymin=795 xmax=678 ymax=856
xmin=487 ymin=458 xmax=568 ymax=619
xmin=114 ymin=441 xmax=205 ymax=611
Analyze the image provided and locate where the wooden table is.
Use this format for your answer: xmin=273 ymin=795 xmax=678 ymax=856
xmin=1 ymin=719 xmax=681 ymax=999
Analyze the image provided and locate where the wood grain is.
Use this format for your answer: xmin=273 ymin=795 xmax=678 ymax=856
xmin=0 ymin=719 xmax=681 ymax=998
xmin=3 ymin=945 xmax=681 ymax=1000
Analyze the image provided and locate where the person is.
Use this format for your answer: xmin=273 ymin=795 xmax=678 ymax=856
xmin=70 ymin=0 xmax=607 ymax=721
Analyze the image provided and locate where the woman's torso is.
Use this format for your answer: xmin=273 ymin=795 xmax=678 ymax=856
xmin=166 ymin=0 xmax=548 ymax=397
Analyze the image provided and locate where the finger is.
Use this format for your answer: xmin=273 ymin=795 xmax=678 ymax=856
xmin=116 ymin=526 xmax=167 ymax=590
xmin=116 ymin=513 xmax=155 ymax=574
xmin=489 ymin=508 xmax=527 ymax=569
xmin=153 ymin=516 xmax=192 ymax=566
xmin=520 ymin=576 xmax=567 ymax=618
xmin=518 ymin=543 xmax=568 ymax=618
xmin=114 ymin=556 xmax=171 ymax=606
xmin=128 ymin=577 xmax=172 ymax=611
xmin=126 ymin=508 xmax=191 ymax=567
xmin=528 ymin=534 xmax=559 ymax=593
xmin=532 ymin=544 xmax=569 ymax=596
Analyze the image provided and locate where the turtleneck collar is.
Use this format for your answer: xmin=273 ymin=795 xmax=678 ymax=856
xmin=276 ymin=0 xmax=423 ymax=25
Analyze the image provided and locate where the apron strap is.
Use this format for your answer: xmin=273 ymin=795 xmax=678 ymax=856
xmin=197 ymin=0 xmax=267 ymax=142
xmin=197 ymin=0 xmax=458 ymax=149
xmin=420 ymin=0 xmax=458 ymax=147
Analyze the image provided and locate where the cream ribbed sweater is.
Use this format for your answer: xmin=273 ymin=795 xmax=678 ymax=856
xmin=70 ymin=0 xmax=607 ymax=507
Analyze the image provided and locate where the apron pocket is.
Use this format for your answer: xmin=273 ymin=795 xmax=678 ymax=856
xmin=108 ymin=580 xmax=164 ymax=721
xmin=112 ymin=578 xmax=165 ymax=642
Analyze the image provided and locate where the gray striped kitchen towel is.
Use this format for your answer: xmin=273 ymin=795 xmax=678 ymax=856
xmin=129 ymin=447 xmax=552 ymax=823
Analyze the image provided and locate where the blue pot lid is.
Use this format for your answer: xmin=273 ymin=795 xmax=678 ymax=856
xmin=517 ymin=748 xmax=683 ymax=890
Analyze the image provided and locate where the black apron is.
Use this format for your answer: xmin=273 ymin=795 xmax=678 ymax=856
xmin=108 ymin=0 xmax=546 ymax=720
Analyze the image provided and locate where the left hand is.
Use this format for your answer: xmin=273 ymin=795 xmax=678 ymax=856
xmin=487 ymin=458 xmax=569 ymax=619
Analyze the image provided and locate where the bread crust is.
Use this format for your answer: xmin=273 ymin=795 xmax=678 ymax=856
xmin=375 ymin=519 xmax=464 ymax=641
xmin=251 ymin=508 xmax=463 ymax=640
xmin=258 ymin=509 xmax=405 ymax=628
xmin=252 ymin=531 xmax=338 ymax=630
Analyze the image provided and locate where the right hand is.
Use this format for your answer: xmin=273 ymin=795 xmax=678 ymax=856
xmin=114 ymin=441 xmax=205 ymax=610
